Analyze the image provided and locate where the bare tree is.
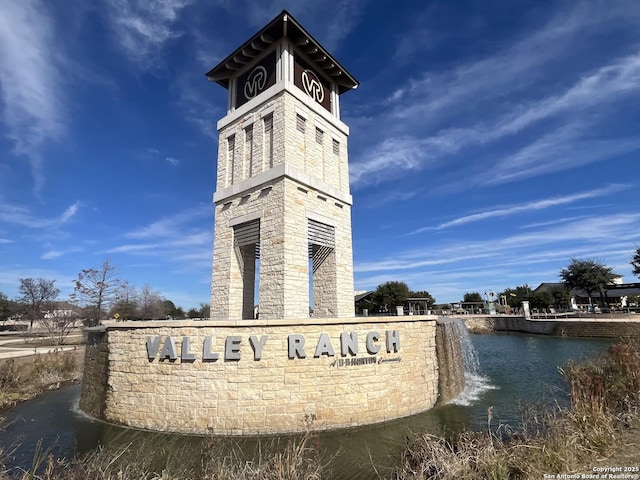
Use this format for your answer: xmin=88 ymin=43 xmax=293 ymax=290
xmin=109 ymin=283 xmax=139 ymax=320
xmin=18 ymin=278 xmax=60 ymax=329
xmin=41 ymin=300 xmax=80 ymax=345
xmin=138 ymin=284 xmax=166 ymax=320
xmin=72 ymin=259 xmax=124 ymax=325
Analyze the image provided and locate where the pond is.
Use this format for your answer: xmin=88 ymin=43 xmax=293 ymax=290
xmin=0 ymin=332 xmax=613 ymax=479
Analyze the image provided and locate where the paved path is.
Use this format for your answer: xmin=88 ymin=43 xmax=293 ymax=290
xmin=0 ymin=333 xmax=83 ymax=360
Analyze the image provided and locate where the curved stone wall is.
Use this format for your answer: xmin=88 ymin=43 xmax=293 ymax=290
xmin=80 ymin=316 xmax=440 ymax=435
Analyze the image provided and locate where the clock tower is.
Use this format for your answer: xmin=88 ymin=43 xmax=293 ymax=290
xmin=206 ymin=11 xmax=358 ymax=320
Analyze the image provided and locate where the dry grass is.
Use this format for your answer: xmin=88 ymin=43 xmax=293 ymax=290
xmin=395 ymin=338 xmax=640 ymax=480
xmin=0 ymin=349 xmax=83 ymax=409
xmin=0 ymin=431 xmax=328 ymax=480
xmin=2 ymin=339 xmax=638 ymax=479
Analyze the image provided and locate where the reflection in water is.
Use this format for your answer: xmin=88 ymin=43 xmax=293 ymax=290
xmin=0 ymin=333 xmax=612 ymax=479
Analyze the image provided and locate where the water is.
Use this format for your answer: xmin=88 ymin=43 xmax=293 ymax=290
xmin=0 ymin=333 xmax=613 ymax=478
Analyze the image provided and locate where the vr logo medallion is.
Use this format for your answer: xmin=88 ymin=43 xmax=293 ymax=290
xmin=302 ymin=69 xmax=324 ymax=103
xmin=244 ymin=65 xmax=268 ymax=99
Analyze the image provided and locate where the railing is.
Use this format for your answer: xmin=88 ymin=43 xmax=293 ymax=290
xmin=529 ymin=309 xmax=640 ymax=321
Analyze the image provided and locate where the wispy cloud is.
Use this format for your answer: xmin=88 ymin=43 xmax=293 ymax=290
xmin=0 ymin=201 xmax=81 ymax=229
xmin=0 ymin=0 xmax=67 ymax=192
xmin=125 ymin=205 xmax=210 ymax=239
xmin=356 ymin=213 xmax=640 ymax=275
xmin=349 ymin=2 xmax=640 ymax=189
xmin=165 ymin=156 xmax=180 ymax=166
xmin=519 ymin=216 xmax=589 ymax=230
xmin=103 ymin=0 xmax=193 ymax=67
xmin=41 ymin=250 xmax=64 ymax=260
xmin=411 ymin=184 xmax=629 ymax=233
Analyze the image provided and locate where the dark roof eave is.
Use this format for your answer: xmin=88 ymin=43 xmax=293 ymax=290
xmin=205 ymin=10 xmax=359 ymax=94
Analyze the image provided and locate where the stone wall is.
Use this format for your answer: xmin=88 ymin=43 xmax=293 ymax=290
xmin=81 ymin=316 xmax=439 ymax=435
xmin=79 ymin=328 xmax=109 ymax=418
xmin=463 ymin=315 xmax=640 ymax=338
xmin=435 ymin=319 xmax=465 ymax=404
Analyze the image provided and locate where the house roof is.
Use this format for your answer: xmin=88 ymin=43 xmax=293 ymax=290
xmin=205 ymin=10 xmax=359 ymax=94
xmin=354 ymin=291 xmax=374 ymax=302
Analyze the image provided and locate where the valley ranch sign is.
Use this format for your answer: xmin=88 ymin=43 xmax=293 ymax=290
xmin=146 ymin=330 xmax=400 ymax=364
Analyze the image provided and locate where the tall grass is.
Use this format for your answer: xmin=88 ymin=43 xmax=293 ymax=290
xmin=0 ymin=349 xmax=81 ymax=409
xmin=396 ymin=338 xmax=640 ymax=479
xmin=0 ymin=431 xmax=327 ymax=480
xmin=2 ymin=339 xmax=638 ymax=479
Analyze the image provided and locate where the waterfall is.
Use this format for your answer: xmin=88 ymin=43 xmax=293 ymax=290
xmin=436 ymin=318 xmax=487 ymax=405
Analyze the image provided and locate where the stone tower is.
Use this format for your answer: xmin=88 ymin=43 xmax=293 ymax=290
xmin=207 ymin=11 xmax=358 ymax=320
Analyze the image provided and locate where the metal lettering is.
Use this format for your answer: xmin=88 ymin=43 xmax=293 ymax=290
xmin=146 ymin=336 xmax=161 ymax=360
xmin=366 ymin=331 xmax=381 ymax=354
xmin=314 ymin=333 xmax=335 ymax=358
xmin=386 ymin=330 xmax=400 ymax=353
xmin=225 ymin=336 xmax=242 ymax=361
xmin=301 ymin=69 xmax=324 ymax=103
xmin=249 ymin=335 xmax=267 ymax=360
xmin=244 ymin=66 xmax=267 ymax=99
xmin=288 ymin=334 xmax=306 ymax=359
xmin=340 ymin=332 xmax=358 ymax=356
xmin=181 ymin=337 xmax=196 ymax=362
xmin=159 ymin=336 xmax=177 ymax=361
xmin=202 ymin=335 xmax=219 ymax=362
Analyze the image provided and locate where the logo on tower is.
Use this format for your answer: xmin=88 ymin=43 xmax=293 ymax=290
xmin=244 ymin=66 xmax=268 ymax=100
xmin=302 ymin=69 xmax=324 ymax=103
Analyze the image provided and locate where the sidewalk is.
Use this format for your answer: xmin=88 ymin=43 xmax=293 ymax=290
xmin=0 ymin=332 xmax=83 ymax=360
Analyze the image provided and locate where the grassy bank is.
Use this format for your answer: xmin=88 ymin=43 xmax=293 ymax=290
xmin=397 ymin=338 xmax=640 ymax=479
xmin=0 ymin=348 xmax=83 ymax=410
xmin=1 ymin=339 xmax=638 ymax=479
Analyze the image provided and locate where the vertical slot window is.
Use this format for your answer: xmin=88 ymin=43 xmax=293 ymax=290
xmin=263 ymin=114 xmax=273 ymax=168
xmin=227 ymin=135 xmax=235 ymax=185
xmin=296 ymin=114 xmax=306 ymax=133
xmin=332 ymin=138 xmax=340 ymax=155
xmin=244 ymin=125 xmax=253 ymax=178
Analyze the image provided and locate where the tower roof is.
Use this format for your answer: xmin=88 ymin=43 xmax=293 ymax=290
xmin=205 ymin=10 xmax=359 ymax=94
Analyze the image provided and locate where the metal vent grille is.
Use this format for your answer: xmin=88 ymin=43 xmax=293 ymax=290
xmin=308 ymin=219 xmax=334 ymax=248
xmin=296 ymin=114 xmax=306 ymax=133
xmin=234 ymin=219 xmax=260 ymax=258
xmin=308 ymin=219 xmax=334 ymax=273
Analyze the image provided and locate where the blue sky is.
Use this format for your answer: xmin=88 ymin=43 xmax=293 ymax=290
xmin=1 ymin=0 xmax=639 ymax=310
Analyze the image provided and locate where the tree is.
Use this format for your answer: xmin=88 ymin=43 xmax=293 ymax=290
xmin=163 ymin=300 xmax=185 ymax=319
xmin=529 ymin=291 xmax=553 ymax=310
xmin=560 ymin=258 xmax=616 ymax=307
xmin=631 ymin=247 xmax=640 ymax=278
xmin=498 ymin=286 xmax=532 ymax=308
xmin=72 ymin=259 xmax=124 ymax=325
xmin=198 ymin=302 xmax=210 ymax=319
xmin=18 ymin=278 xmax=60 ymax=329
xmin=41 ymin=300 xmax=80 ymax=345
xmin=463 ymin=292 xmax=483 ymax=303
xmin=627 ymin=294 xmax=640 ymax=307
xmin=186 ymin=308 xmax=199 ymax=319
xmin=110 ymin=283 xmax=140 ymax=320
xmin=138 ymin=284 xmax=165 ymax=320
xmin=548 ymin=285 xmax=572 ymax=309
xmin=0 ymin=292 xmax=14 ymax=324
xmin=372 ymin=281 xmax=409 ymax=313
xmin=409 ymin=290 xmax=436 ymax=308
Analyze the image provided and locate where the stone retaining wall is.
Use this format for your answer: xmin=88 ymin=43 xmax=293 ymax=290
xmin=80 ymin=328 xmax=109 ymax=419
xmin=80 ymin=316 xmax=440 ymax=435
xmin=463 ymin=315 xmax=640 ymax=338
